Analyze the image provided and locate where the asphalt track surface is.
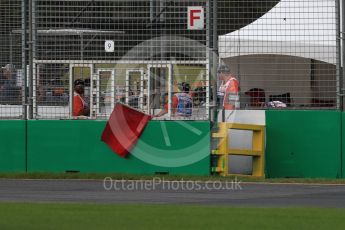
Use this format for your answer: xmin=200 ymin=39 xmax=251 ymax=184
xmin=1 ymin=179 xmax=345 ymax=207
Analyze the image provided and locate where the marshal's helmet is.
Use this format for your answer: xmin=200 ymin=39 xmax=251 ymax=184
xmin=178 ymin=82 xmax=190 ymax=93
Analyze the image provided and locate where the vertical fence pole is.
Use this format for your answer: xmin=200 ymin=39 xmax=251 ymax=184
xmin=336 ymin=0 xmax=343 ymax=110
xmin=28 ymin=0 xmax=33 ymax=119
xmin=342 ymin=0 xmax=345 ymax=110
xmin=209 ymin=0 xmax=218 ymax=124
xmin=341 ymin=0 xmax=345 ymax=178
xmin=22 ymin=0 xmax=28 ymax=172
xmin=22 ymin=0 xmax=27 ymax=120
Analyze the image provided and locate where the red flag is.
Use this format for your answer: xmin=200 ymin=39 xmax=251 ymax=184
xmin=101 ymin=103 xmax=152 ymax=157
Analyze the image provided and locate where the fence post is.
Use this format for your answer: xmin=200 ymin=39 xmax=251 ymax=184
xmin=341 ymin=0 xmax=345 ymax=110
xmin=28 ymin=0 xmax=33 ymax=119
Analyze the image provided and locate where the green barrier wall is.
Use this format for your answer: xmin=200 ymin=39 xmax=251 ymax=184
xmin=27 ymin=120 xmax=210 ymax=175
xmin=0 ymin=120 xmax=26 ymax=172
xmin=342 ymin=113 xmax=345 ymax=178
xmin=3 ymin=112 xmax=345 ymax=178
xmin=266 ymin=110 xmax=341 ymax=178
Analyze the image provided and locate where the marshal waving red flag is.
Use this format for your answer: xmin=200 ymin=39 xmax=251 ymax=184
xmin=101 ymin=103 xmax=152 ymax=157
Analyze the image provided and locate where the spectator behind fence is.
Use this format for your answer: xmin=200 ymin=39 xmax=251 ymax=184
xmin=217 ymin=65 xmax=240 ymax=110
xmin=1 ymin=64 xmax=16 ymax=87
xmin=0 ymin=64 xmax=20 ymax=104
xmin=154 ymin=82 xmax=193 ymax=118
xmin=73 ymin=79 xmax=90 ymax=117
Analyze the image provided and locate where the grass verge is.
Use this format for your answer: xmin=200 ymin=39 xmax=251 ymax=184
xmin=1 ymin=172 xmax=345 ymax=184
xmin=0 ymin=203 xmax=344 ymax=230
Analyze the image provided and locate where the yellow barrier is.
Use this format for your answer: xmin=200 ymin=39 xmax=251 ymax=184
xmin=211 ymin=122 xmax=265 ymax=177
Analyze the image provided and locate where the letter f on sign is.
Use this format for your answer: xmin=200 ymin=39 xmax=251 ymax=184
xmin=188 ymin=7 xmax=204 ymax=30
xmin=190 ymin=10 xmax=201 ymax=27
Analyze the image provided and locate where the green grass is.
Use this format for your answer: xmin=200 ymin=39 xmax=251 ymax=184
xmin=0 ymin=203 xmax=344 ymax=230
xmin=1 ymin=172 xmax=345 ymax=184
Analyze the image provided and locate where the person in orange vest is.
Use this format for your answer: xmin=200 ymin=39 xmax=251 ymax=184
xmin=73 ymin=79 xmax=90 ymax=117
xmin=217 ymin=65 xmax=240 ymax=110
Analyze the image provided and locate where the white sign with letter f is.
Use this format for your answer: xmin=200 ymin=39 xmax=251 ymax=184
xmin=187 ymin=6 xmax=204 ymax=30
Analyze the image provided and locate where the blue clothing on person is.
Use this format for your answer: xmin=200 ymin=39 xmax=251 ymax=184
xmin=175 ymin=93 xmax=193 ymax=117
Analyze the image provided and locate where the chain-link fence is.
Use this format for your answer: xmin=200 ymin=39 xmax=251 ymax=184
xmin=219 ymin=0 xmax=340 ymax=109
xmin=0 ymin=0 xmax=24 ymax=119
xmin=32 ymin=0 xmax=211 ymax=120
xmin=0 ymin=0 xmax=342 ymax=120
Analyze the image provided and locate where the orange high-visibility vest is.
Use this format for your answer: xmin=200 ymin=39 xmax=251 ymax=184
xmin=223 ymin=77 xmax=239 ymax=110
